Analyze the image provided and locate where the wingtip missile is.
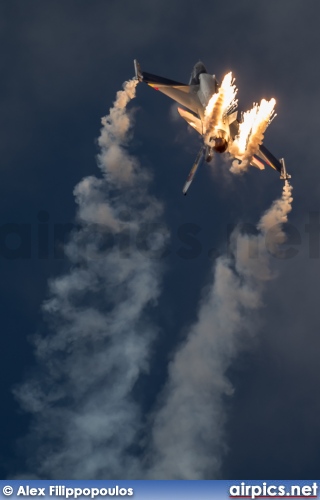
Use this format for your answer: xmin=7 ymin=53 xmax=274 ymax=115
xmin=279 ymin=158 xmax=291 ymax=180
xmin=134 ymin=59 xmax=143 ymax=82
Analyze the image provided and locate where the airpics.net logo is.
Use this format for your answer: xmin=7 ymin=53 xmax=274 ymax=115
xmin=229 ymin=482 xmax=319 ymax=499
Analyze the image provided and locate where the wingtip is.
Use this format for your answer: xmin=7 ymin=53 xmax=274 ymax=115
xmin=134 ymin=59 xmax=143 ymax=82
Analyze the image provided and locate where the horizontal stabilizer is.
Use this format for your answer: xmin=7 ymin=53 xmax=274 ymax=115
xmin=250 ymin=155 xmax=265 ymax=170
xmin=177 ymin=107 xmax=203 ymax=135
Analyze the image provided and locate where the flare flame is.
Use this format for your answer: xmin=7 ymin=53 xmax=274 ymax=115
xmin=229 ymin=97 xmax=276 ymax=173
xmin=204 ymin=72 xmax=238 ymax=139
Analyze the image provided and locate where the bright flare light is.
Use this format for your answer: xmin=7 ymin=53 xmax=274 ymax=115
xmin=246 ymin=97 xmax=276 ymax=156
xmin=204 ymin=92 xmax=219 ymax=121
xmin=220 ymin=71 xmax=238 ymax=116
xmin=230 ymin=97 xmax=276 ymax=172
xmin=204 ymin=72 xmax=238 ymax=136
xmin=230 ymin=105 xmax=259 ymax=156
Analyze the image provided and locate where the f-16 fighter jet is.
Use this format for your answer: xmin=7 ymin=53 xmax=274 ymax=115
xmin=134 ymin=60 xmax=290 ymax=195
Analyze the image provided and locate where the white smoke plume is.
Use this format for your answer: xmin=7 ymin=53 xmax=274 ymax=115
xmin=148 ymin=182 xmax=293 ymax=479
xmin=14 ymin=79 xmax=167 ymax=479
xmin=13 ymin=74 xmax=292 ymax=481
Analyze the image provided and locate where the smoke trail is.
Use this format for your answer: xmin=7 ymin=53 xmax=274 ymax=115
xmin=148 ymin=182 xmax=293 ymax=479
xmin=14 ymin=79 xmax=166 ymax=479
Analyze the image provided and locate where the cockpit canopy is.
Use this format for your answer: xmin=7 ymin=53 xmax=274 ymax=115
xmin=189 ymin=62 xmax=208 ymax=85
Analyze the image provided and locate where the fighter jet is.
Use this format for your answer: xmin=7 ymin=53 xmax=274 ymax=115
xmin=134 ymin=60 xmax=290 ymax=195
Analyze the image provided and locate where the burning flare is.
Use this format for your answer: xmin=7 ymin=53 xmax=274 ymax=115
xmin=204 ymin=72 xmax=238 ymax=140
xmin=230 ymin=98 xmax=276 ymax=173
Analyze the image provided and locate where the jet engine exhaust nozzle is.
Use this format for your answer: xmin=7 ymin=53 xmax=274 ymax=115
xmin=213 ymin=137 xmax=228 ymax=153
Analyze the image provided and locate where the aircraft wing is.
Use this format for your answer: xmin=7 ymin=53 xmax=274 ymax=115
xmin=256 ymin=144 xmax=282 ymax=173
xmin=246 ymin=144 xmax=290 ymax=180
xmin=134 ymin=59 xmax=202 ymax=116
xmin=231 ymin=143 xmax=290 ymax=180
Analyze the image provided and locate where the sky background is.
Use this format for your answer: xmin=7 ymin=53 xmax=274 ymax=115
xmin=1 ymin=0 xmax=320 ymax=479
